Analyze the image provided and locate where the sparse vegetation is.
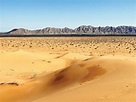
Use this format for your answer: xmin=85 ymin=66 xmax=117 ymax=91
xmin=0 ymin=37 xmax=136 ymax=56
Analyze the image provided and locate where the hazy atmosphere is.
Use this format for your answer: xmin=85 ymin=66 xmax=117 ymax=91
xmin=0 ymin=0 xmax=136 ymax=32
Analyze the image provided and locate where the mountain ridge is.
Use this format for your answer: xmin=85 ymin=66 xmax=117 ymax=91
xmin=3 ymin=25 xmax=136 ymax=35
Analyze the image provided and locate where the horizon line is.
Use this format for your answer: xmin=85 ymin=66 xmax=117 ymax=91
xmin=2 ymin=25 xmax=136 ymax=32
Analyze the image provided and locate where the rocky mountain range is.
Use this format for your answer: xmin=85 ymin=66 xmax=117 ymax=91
xmin=3 ymin=25 xmax=136 ymax=35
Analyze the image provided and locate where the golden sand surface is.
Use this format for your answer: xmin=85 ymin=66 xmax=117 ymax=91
xmin=0 ymin=37 xmax=136 ymax=102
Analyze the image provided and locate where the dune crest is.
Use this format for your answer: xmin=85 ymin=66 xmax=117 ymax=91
xmin=0 ymin=58 xmax=107 ymax=102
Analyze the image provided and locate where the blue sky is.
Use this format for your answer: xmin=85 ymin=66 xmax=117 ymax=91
xmin=0 ymin=0 xmax=136 ymax=32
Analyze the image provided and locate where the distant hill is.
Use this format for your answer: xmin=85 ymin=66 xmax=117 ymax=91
xmin=1 ymin=25 xmax=136 ymax=36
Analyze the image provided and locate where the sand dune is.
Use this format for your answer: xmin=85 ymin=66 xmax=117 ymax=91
xmin=35 ymin=57 xmax=136 ymax=102
xmin=0 ymin=37 xmax=136 ymax=102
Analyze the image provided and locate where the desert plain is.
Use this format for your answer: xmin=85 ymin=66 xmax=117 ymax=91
xmin=0 ymin=37 xmax=136 ymax=102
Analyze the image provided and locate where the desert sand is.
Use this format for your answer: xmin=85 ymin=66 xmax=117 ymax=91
xmin=0 ymin=37 xmax=136 ymax=102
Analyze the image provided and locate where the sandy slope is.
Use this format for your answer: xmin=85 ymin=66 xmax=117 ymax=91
xmin=0 ymin=37 xmax=136 ymax=102
xmin=34 ymin=56 xmax=136 ymax=102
